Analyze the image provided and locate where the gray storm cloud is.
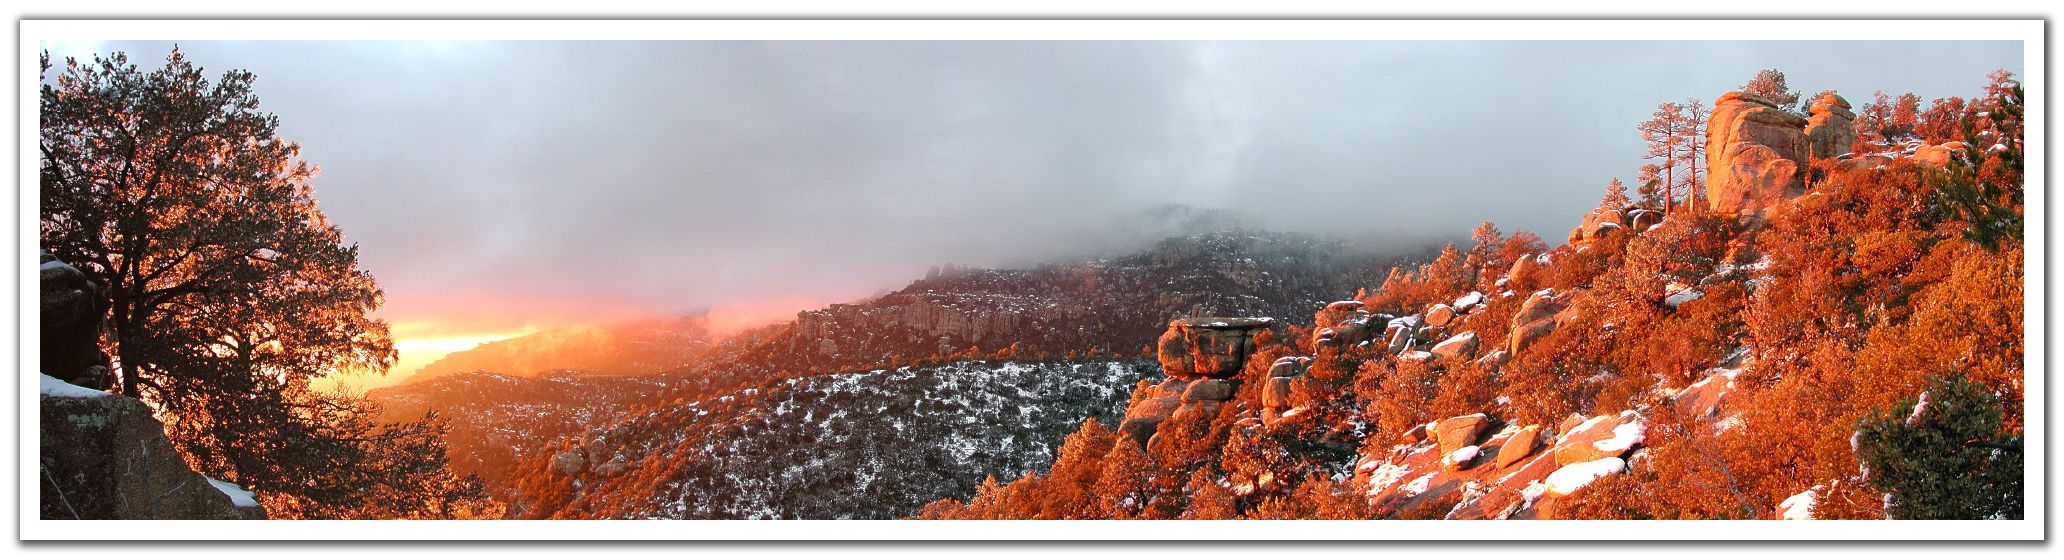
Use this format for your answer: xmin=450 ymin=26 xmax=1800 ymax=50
xmin=45 ymin=40 xmax=2022 ymax=335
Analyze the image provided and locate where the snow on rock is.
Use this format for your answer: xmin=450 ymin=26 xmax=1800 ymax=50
xmin=1779 ymin=486 xmax=1820 ymax=520
xmin=40 ymin=373 xmax=110 ymax=399
xmin=1400 ymin=472 xmax=1436 ymax=497
xmin=1444 ymin=445 xmax=1482 ymax=470
xmin=1591 ymin=416 xmax=1647 ymax=455
xmin=1663 ymin=288 xmax=1705 ymax=309
xmin=205 ymin=477 xmax=260 ymax=508
xmin=1451 ymin=291 xmax=1486 ymax=310
xmin=1544 ymin=457 xmax=1627 ymax=496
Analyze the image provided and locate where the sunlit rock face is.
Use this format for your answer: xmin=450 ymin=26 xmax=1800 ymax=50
xmin=1805 ymin=92 xmax=1858 ymax=160
xmin=1706 ymin=91 xmax=1810 ymax=217
xmin=1156 ymin=317 xmax=1273 ymax=380
xmin=1119 ymin=317 xmax=1275 ymax=445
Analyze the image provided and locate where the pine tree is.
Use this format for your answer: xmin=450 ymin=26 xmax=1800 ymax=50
xmin=1854 ymin=375 xmax=2022 ymax=520
xmin=1741 ymin=68 xmax=1800 ymax=108
xmin=1599 ymin=178 xmax=1632 ymax=211
xmin=1677 ymin=97 xmax=1709 ymax=213
xmin=1635 ymin=163 xmax=1665 ymax=209
xmin=1638 ymin=103 xmax=1687 ymax=213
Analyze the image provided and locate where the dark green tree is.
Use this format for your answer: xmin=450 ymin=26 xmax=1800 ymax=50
xmin=1854 ymin=374 xmax=2022 ymax=519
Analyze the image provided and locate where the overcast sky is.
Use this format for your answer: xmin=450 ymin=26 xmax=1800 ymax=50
xmin=41 ymin=40 xmax=2021 ymax=345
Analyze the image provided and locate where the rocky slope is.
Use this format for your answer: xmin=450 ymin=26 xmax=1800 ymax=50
xmin=505 ymin=359 xmax=1155 ymax=519
xmin=367 ymin=372 xmax=674 ymax=483
xmin=926 ymin=80 xmax=2023 ymax=521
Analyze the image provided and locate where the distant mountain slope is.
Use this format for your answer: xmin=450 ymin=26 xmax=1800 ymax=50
xmin=505 ymin=359 xmax=1156 ymax=519
xmin=700 ymin=230 xmax=1436 ymax=389
xmin=368 ymin=372 xmax=672 ymax=483
xmin=369 ymin=229 xmax=1439 ymax=514
xmin=405 ymin=314 xmax=719 ymax=383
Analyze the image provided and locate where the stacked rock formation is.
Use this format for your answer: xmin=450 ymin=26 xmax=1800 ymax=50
xmin=1705 ymin=91 xmax=1811 ymax=217
xmin=1118 ymin=317 xmax=1274 ymax=445
xmin=1804 ymin=92 xmax=1857 ymax=159
xmin=1259 ymin=355 xmax=1311 ymax=425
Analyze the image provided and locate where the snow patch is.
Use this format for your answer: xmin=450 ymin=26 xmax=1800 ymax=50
xmin=205 ymin=477 xmax=259 ymax=508
xmin=40 ymin=374 xmax=109 ymax=399
xmin=1663 ymin=288 xmax=1704 ymax=309
xmin=1444 ymin=445 xmax=1481 ymax=469
xmin=1906 ymin=391 xmax=1930 ymax=427
xmin=1779 ymin=486 xmax=1820 ymax=520
xmin=1544 ymin=457 xmax=1627 ymax=496
xmin=1400 ymin=472 xmax=1436 ymax=497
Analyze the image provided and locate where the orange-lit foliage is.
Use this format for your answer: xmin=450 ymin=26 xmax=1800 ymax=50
xmin=926 ymin=72 xmax=2020 ymax=521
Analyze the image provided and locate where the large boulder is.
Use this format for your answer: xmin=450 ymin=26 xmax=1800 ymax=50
xmin=1182 ymin=379 xmax=1235 ymax=402
xmin=1913 ymin=141 xmax=1969 ymax=168
xmin=1156 ymin=317 xmax=1273 ymax=379
xmin=1262 ymin=376 xmax=1294 ymax=409
xmin=1424 ymin=304 xmax=1458 ymax=328
xmin=40 ymin=255 xmax=112 ymax=390
xmin=1805 ymin=92 xmax=1857 ymax=159
xmin=1433 ymin=413 xmax=1491 ymax=455
xmin=1430 ymin=331 xmax=1480 ymax=361
xmin=1706 ymin=91 xmax=1810 ymax=216
xmin=1513 ymin=290 xmax=1566 ymax=327
xmin=40 ymin=375 xmax=265 ymax=520
xmin=1495 ymin=425 xmax=1543 ymax=468
xmin=1552 ymin=411 xmax=1648 ymax=466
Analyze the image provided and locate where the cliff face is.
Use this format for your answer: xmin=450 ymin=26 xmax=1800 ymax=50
xmin=39 ymin=375 xmax=266 ymax=520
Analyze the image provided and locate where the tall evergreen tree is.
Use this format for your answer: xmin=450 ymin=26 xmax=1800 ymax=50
xmin=1637 ymin=102 xmax=1687 ymax=213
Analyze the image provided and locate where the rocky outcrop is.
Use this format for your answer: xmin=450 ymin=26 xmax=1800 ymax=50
xmin=39 ymin=255 xmax=112 ymax=391
xmin=40 ymin=375 xmax=265 ymax=520
xmin=1259 ymin=356 xmax=1309 ymax=424
xmin=1156 ymin=317 xmax=1273 ymax=379
xmin=1568 ymin=207 xmax=1628 ymax=247
xmin=1124 ymin=317 xmax=1274 ymax=443
xmin=1357 ymin=409 xmax=1648 ymax=520
xmin=1805 ymin=92 xmax=1857 ymax=159
xmin=1507 ymin=289 xmax=1569 ymax=356
xmin=1706 ymin=91 xmax=1810 ymax=217
xmin=1913 ymin=141 xmax=1970 ymax=168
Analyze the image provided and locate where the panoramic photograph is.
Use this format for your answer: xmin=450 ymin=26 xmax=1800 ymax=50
xmin=25 ymin=27 xmax=2032 ymax=535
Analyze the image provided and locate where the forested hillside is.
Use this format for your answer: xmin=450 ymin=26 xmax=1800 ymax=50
xmin=918 ymin=70 xmax=2025 ymax=521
